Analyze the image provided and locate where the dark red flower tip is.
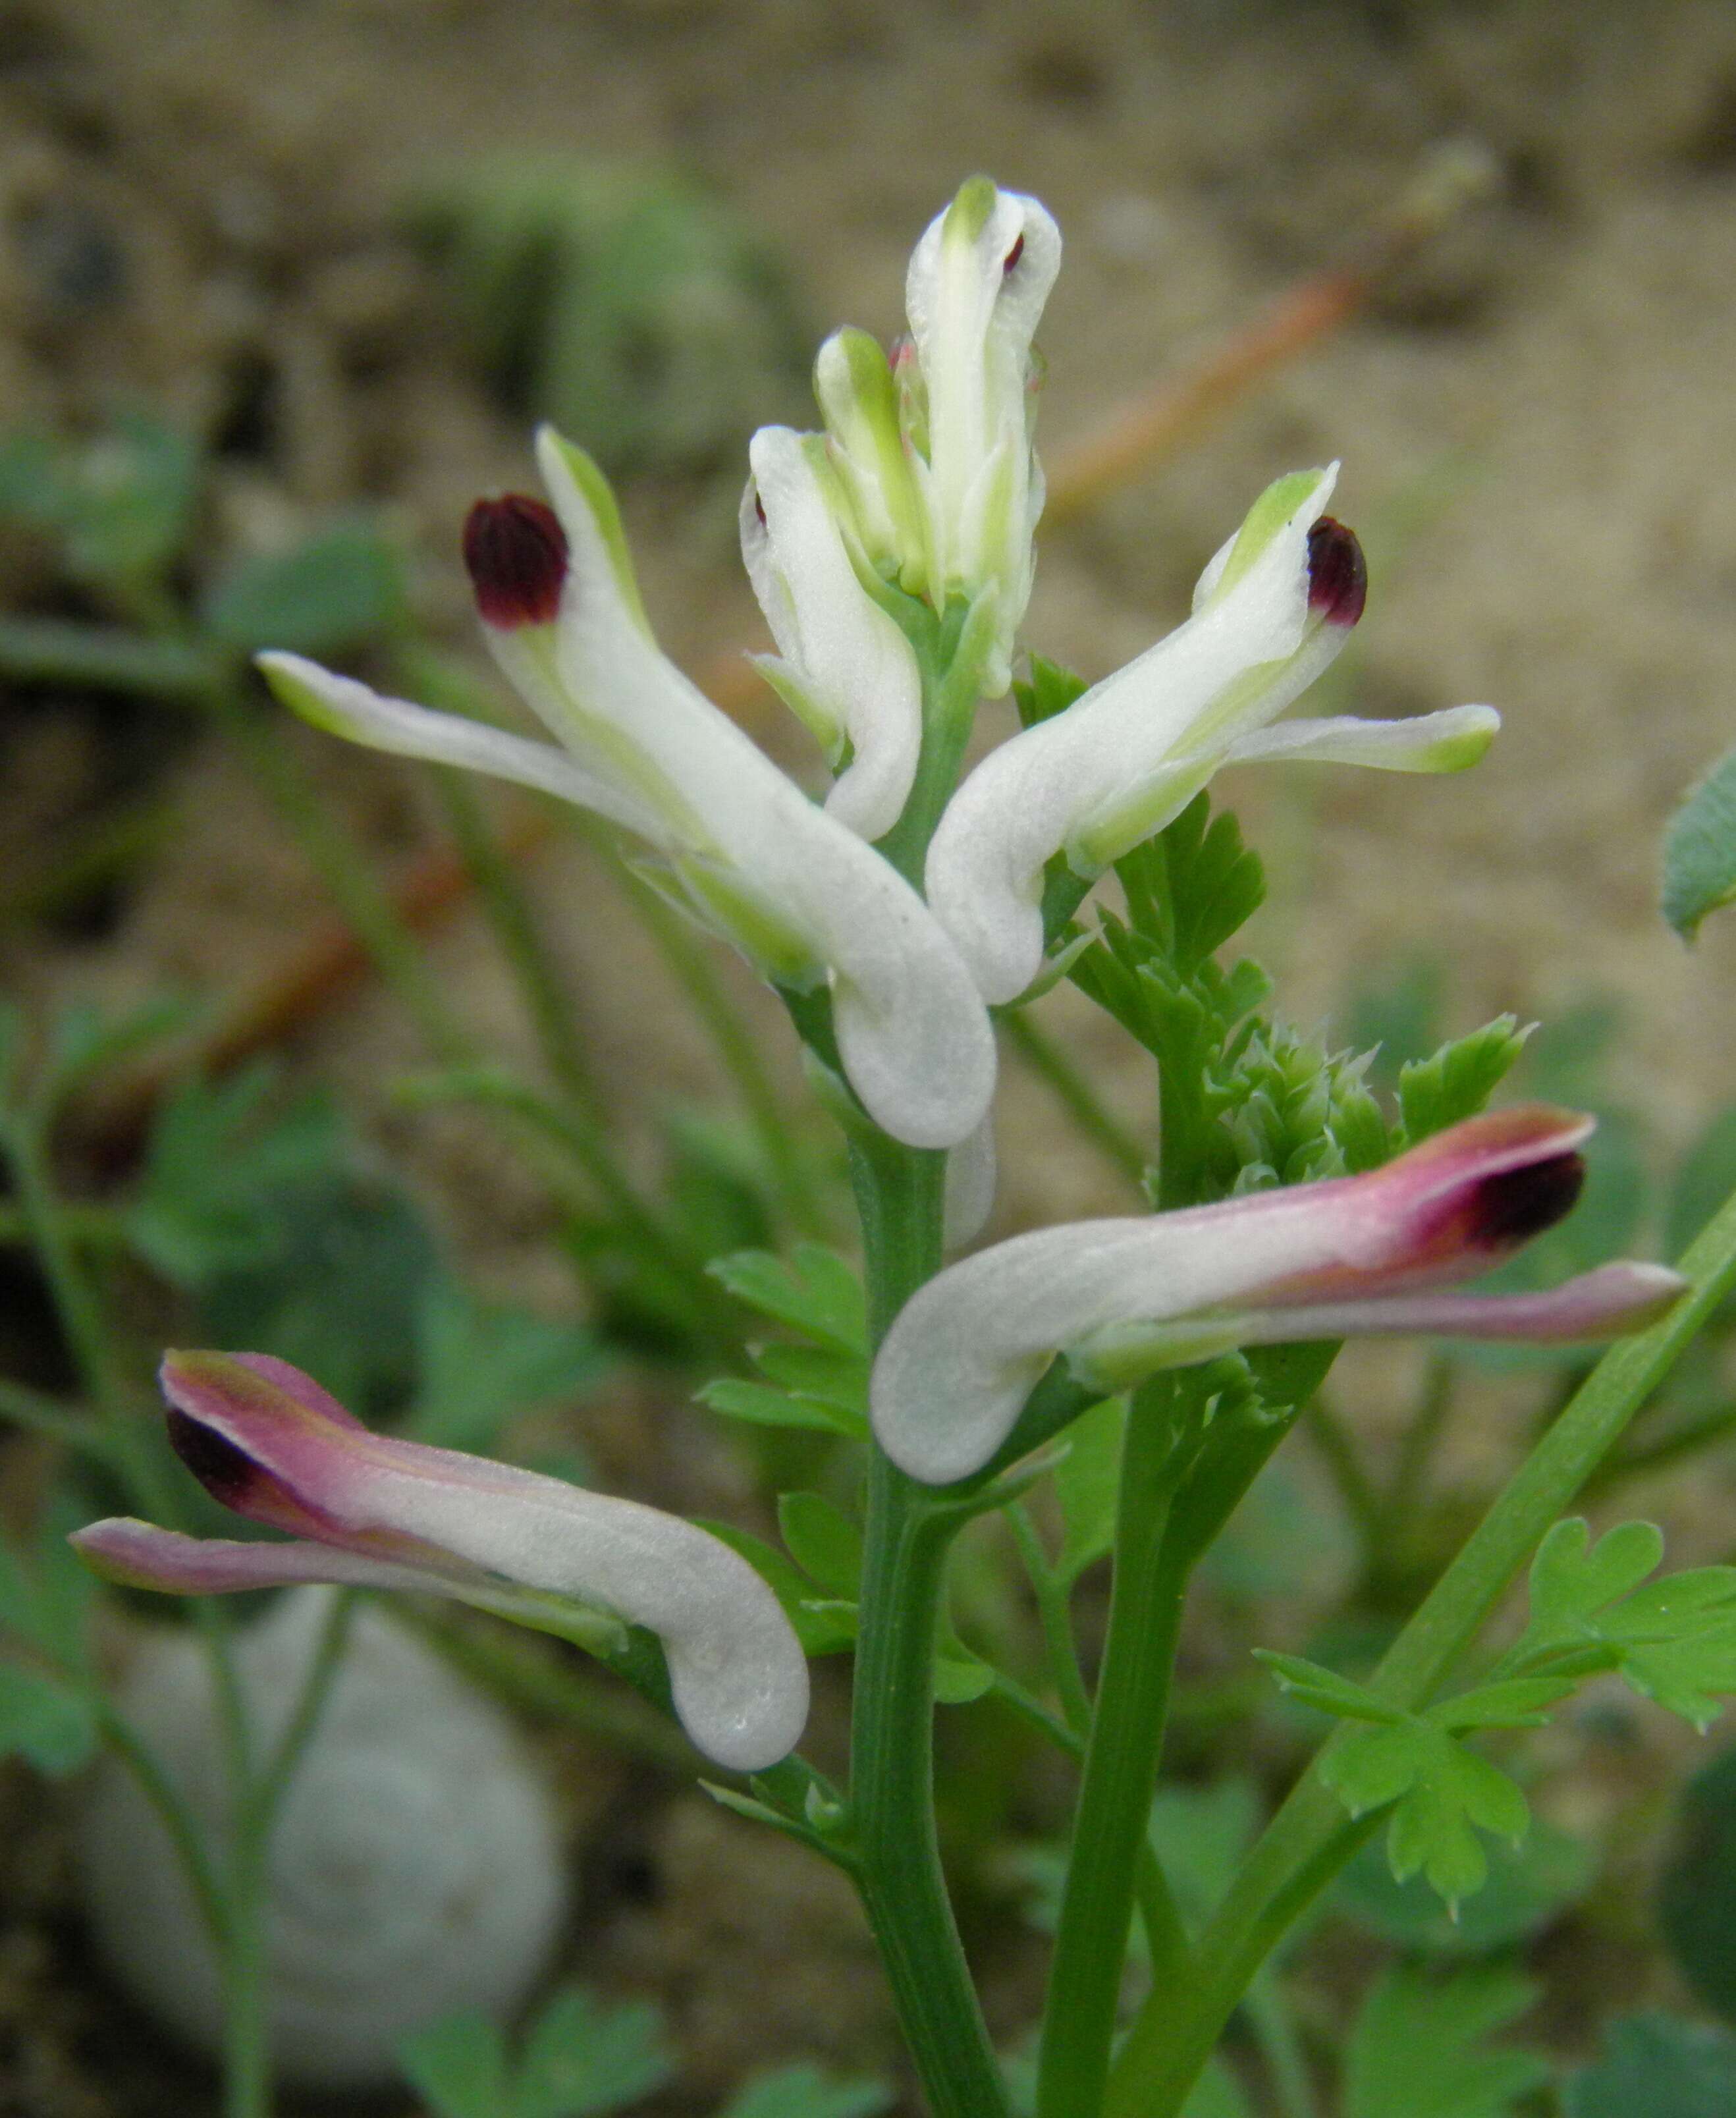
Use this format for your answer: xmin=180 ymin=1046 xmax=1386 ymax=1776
xmin=167 ymin=1408 xmax=260 ymax=1507
xmin=462 ymin=495 xmax=568 ymax=630
xmin=1305 ymin=516 xmax=1367 ymax=628
xmin=1003 ymin=232 xmax=1025 ymax=275
xmin=1463 ymin=1152 xmax=1587 ymax=1251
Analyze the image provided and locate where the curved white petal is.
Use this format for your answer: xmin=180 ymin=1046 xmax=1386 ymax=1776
xmin=537 ymin=427 xmax=996 ymax=1148
xmin=742 ymin=427 xmax=923 ymax=840
xmin=258 ymin=653 xmax=664 ymax=838
xmin=871 ymin=1107 xmax=1619 ymax=1482
xmin=1223 ymin=703 xmax=1502 ymax=774
xmin=904 ymin=182 xmax=1060 ymax=690
xmin=155 ymin=1352 xmax=811 ymax=1772
xmin=924 ymin=468 xmax=1336 ymax=1003
xmin=943 ymin=1114 xmax=998 ymax=1252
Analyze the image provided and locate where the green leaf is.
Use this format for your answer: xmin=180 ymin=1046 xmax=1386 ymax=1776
xmin=408 ymin=1280 xmax=608 ymax=1455
xmin=1012 ymin=654 xmax=1090 ymax=730
xmin=1661 ymin=1747 xmax=1736 ymax=2026
xmin=696 ymin=1523 xmax=854 ymax=1655
xmin=513 ymin=1988 xmax=674 ymax=2118
xmin=1512 ymin=1519 xmax=1736 ymax=1729
xmin=751 ymin=1344 xmax=867 ymax=1417
xmin=1343 ymin=1965 xmax=1549 ymax=2118
xmin=1051 ymin=1398 xmax=1124 ymax=1583
xmin=717 ymin=2064 xmax=894 ymax=2118
xmin=776 ymin=1493 xmax=863 ymax=1598
xmin=697 ymin=1379 xmax=862 ymax=1437
xmin=1323 ymin=1720 xmax=1530 ymax=1910
xmin=197 ymin=1169 xmax=443 ymax=1421
xmin=1335 ymin=1815 xmax=1595 ymax=1957
xmin=124 ymin=1068 xmax=350 ymax=1289
xmin=933 ymin=1651 xmax=996 ymax=1704
xmin=1396 ymin=1017 xmax=1531 ymax=1145
xmin=203 ymin=517 xmax=410 ymax=655
xmin=0 ymin=412 xmax=200 ymax=593
xmin=1567 ymin=2014 xmax=1736 ymax=2118
xmin=1664 ymin=743 xmax=1736 ymax=938
xmin=709 ymin=1245 xmax=867 ymax=1356
xmin=398 ymin=2011 xmax=512 ymax=2118
xmin=0 ymin=1662 xmax=97 ymax=1775
xmin=1255 ymin=1651 xmax=1406 ymax=1725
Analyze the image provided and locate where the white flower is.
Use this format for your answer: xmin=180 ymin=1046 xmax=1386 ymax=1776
xmin=925 ymin=466 xmax=1500 ymax=1003
xmin=75 ymin=1352 xmax=811 ymax=1771
xmin=740 ymin=424 xmax=923 ymax=841
xmin=260 ymin=426 xmax=996 ymax=1151
xmin=871 ymin=1108 xmax=1682 ymax=1484
xmin=902 ymin=178 xmax=1062 ymax=696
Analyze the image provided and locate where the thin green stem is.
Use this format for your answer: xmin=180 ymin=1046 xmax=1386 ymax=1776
xmin=1008 ymin=1505 xmax=1094 ymax=1736
xmin=991 ymin=1670 xmax=1083 ymax=1757
xmin=1004 ymin=1012 xmax=1147 ymax=1191
xmin=1301 ymin=1394 xmax=1384 ymax=1556
xmin=0 ymin=1199 xmax=128 ymax=1252
xmin=1007 ymin=1504 xmax=1191 ymax=1981
xmin=95 ymin=1698 xmax=228 ymax=1947
xmin=220 ymin=1593 xmax=358 ymax=2118
xmin=432 ymin=769 xmax=605 ymax=1116
xmin=1036 ymin=1378 xmax=1192 ymax=2118
xmin=616 ymin=861 xmax=828 ymax=1235
xmin=0 ymin=1375 xmax=109 ymax=1462
xmin=1383 ymin=1353 xmax=1456 ymax=1527
xmin=0 ymin=1116 xmax=161 ymax=1506
xmin=848 ymin=1135 xmax=1009 ymax=2118
xmin=1245 ymin=1978 xmax=1316 ymax=2118
xmin=1106 ymin=1189 xmax=1736 ymax=2118
xmin=200 ymin=676 xmax=472 ymax=1066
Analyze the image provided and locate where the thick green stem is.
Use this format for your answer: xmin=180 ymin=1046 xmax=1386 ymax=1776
xmin=1106 ymin=1187 xmax=1736 ymax=2118
xmin=1036 ymin=1378 xmax=1191 ymax=2118
xmin=849 ymin=1138 xmax=1009 ymax=2118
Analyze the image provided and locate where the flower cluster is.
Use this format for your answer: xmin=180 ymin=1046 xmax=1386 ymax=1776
xmin=77 ymin=181 xmax=1683 ymax=1771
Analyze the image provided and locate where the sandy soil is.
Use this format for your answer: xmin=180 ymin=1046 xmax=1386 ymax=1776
xmin=7 ymin=0 xmax=1736 ymax=2109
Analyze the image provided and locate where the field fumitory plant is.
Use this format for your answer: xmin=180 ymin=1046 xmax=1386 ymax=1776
xmin=69 ymin=177 xmax=1736 ymax=2118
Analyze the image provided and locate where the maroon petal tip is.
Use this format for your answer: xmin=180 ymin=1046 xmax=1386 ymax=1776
xmin=1463 ymin=1151 xmax=1587 ymax=1250
xmin=1306 ymin=516 xmax=1367 ymax=627
xmin=165 ymin=1406 xmax=262 ymax=1508
xmin=463 ymin=495 xmax=568 ymax=629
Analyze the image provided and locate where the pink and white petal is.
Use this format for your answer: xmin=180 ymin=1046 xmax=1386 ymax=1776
xmin=68 ymin=1519 xmax=454 ymax=1599
xmin=159 ymin=1353 xmax=809 ymax=1770
xmin=1236 ymin=1261 xmax=1685 ymax=1346
xmin=870 ymin=1107 xmax=1608 ymax=1484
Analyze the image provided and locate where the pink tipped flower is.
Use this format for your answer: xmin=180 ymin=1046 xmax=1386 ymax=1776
xmin=72 ymin=1353 xmax=809 ymax=1772
xmin=258 ymin=429 xmax=996 ymax=1153
xmin=871 ymin=1108 xmax=1685 ymax=1484
xmin=923 ymin=466 xmax=1498 ymax=1004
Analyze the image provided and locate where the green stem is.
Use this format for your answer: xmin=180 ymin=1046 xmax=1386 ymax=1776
xmin=96 ymin=1699 xmax=228 ymax=1947
xmin=617 ymin=860 xmax=827 ymax=1235
xmin=1106 ymin=1189 xmax=1736 ymax=2118
xmin=200 ymin=676 xmax=472 ymax=1065
xmin=1003 ymin=1012 xmax=1147 ymax=1191
xmin=1301 ymin=1394 xmax=1384 ymax=1557
xmin=432 ymin=769 xmax=605 ymax=1116
xmin=0 ymin=1375 xmax=109 ymax=1461
xmin=848 ymin=1136 xmax=1009 ymax=2118
xmin=221 ymin=1592 xmax=358 ymax=2118
xmin=1036 ymin=1378 xmax=1191 ymax=2118
xmin=1383 ymin=1353 xmax=1456 ymax=1527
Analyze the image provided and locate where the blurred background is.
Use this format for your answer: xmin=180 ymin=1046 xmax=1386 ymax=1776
xmin=7 ymin=1 xmax=1736 ymax=2113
